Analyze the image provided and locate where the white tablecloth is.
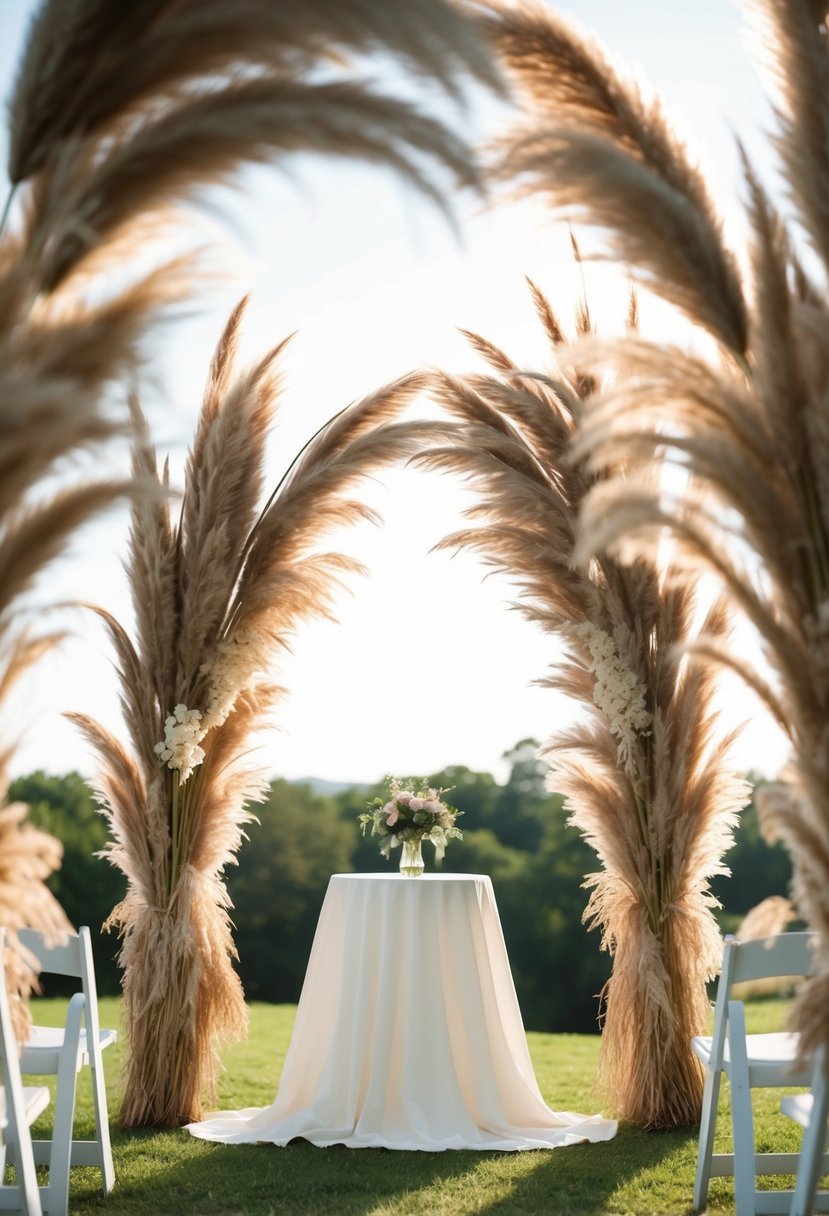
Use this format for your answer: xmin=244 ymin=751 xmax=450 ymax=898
xmin=188 ymin=873 xmax=617 ymax=1151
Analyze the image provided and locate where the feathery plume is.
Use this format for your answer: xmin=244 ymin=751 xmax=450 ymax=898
xmin=478 ymin=0 xmax=746 ymax=355
xmin=0 ymin=634 xmax=72 ymax=1043
xmin=9 ymin=0 xmax=500 ymax=293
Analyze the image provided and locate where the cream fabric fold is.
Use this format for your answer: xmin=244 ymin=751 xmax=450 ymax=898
xmin=188 ymin=874 xmax=617 ymax=1152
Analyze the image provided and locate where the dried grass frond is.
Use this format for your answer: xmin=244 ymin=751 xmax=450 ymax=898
xmin=9 ymin=0 xmax=499 ymax=184
xmin=29 ymin=80 xmax=479 ymax=292
xmin=418 ymin=281 xmax=747 ymax=1127
xmin=477 ymin=0 xmax=747 ymax=354
xmin=737 ymin=895 xmax=797 ymax=942
xmin=0 ymin=631 xmax=72 ymax=1042
xmin=746 ymin=0 xmax=829 ymax=270
xmin=10 ymin=0 xmax=499 ymax=293
xmin=733 ymin=896 xmax=799 ymax=999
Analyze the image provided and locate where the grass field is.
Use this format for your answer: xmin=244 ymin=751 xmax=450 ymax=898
xmin=17 ymin=996 xmax=811 ymax=1216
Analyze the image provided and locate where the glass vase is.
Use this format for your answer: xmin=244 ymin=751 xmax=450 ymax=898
xmin=399 ymin=836 xmax=424 ymax=877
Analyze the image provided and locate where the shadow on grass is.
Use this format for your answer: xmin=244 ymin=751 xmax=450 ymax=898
xmin=64 ymin=1122 xmax=701 ymax=1216
xmin=474 ymin=1124 xmax=701 ymax=1216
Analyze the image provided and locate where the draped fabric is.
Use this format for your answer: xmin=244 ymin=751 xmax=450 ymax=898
xmin=188 ymin=874 xmax=617 ymax=1151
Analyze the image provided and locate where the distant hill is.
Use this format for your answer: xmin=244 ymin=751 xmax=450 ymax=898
xmin=290 ymin=776 xmax=372 ymax=797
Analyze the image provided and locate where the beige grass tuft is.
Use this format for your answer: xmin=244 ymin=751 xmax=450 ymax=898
xmin=0 ymin=636 xmax=72 ymax=1042
xmin=476 ymin=0 xmax=746 ymax=354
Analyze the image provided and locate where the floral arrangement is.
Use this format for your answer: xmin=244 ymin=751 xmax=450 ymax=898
xmin=360 ymin=778 xmax=462 ymax=861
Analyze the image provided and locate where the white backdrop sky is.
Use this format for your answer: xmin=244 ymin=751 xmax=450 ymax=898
xmin=1 ymin=0 xmax=790 ymax=786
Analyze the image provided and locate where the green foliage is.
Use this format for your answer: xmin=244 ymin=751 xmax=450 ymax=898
xmin=227 ymin=779 xmax=353 ymax=1003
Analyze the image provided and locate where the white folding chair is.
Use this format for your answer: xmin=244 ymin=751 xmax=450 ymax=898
xmin=691 ymin=931 xmax=820 ymax=1215
xmin=781 ymin=1043 xmax=829 ymax=1216
xmin=17 ymin=928 xmax=116 ymax=1196
xmin=1 ymin=927 xmax=84 ymax=1216
xmin=0 ymin=933 xmax=48 ymax=1216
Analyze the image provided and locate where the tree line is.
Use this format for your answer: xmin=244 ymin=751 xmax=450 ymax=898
xmin=9 ymin=742 xmax=792 ymax=1034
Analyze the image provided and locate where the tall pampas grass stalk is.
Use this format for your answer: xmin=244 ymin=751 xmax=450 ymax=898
xmin=416 ymin=282 xmax=748 ymax=1128
xmin=70 ymin=300 xmax=444 ymax=1127
xmin=473 ymin=0 xmax=829 ymax=1063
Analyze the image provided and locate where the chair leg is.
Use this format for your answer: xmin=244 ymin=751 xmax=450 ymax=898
xmin=727 ymin=1001 xmax=757 ymax=1216
xmin=16 ymin=1143 xmax=42 ymax=1216
xmin=44 ymin=994 xmax=84 ymax=1216
xmin=693 ymin=1066 xmax=722 ymax=1211
xmin=89 ymin=1058 xmax=115 ymax=1194
xmin=791 ymin=1062 xmax=829 ymax=1216
xmin=3 ymin=1123 xmax=42 ymax=1216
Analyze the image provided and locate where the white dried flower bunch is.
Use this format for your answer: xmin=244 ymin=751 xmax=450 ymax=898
xmin=199 ymin=626 xmax=272 ymax=733
xmin=154 ymin=627 xmax=272 ymax=782
xmin=574 ymin=622 xmax=652 ymax=775
xmin=154 ymin=704 xmax=205 ymax=783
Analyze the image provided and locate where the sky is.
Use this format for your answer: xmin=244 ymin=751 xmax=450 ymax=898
xmin=0 ymin=0 xmax=791 ymax=787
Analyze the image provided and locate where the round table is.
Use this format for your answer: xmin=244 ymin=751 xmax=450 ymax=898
xmin=188 ymin=873 xmax=617 ymax=1151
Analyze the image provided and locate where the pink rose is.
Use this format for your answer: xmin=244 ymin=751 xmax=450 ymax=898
xmin=385 ymin=802 xmax=400 ymax=826
xmin=397 ymin=791 xmax=413 ymax=804
xmin=409 ymin=797 xmax=424 ymax=812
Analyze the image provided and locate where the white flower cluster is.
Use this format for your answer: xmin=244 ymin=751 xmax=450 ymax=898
xmin=154 ymin=704 xmax=205 ymax=783
xmin=200 ymin=626 xmax=271 ymax=732
xmin=574 ymin=622 xmax=652 ymax=774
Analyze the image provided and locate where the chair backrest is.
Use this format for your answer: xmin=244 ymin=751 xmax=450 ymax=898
xmin=728 ymin=931 xmax=817 ymax=987
xmin=17 ymin=927 xmax=103 ymax=1045
xmin=17 ymin=928 xmax=79 ymax=979
xmin=705 ymin=931 xmax=818 ymax=1070
xmin=0 ymin=929 xmax=44 ymax=1215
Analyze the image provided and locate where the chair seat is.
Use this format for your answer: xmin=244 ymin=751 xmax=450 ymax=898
xmin=21 ymin=1025 xmax=117 ymax=1072
xmin=0 ymin=1084 xmax=50 ymax=1131
xmin=692 ymin=1030 xmax=808 ymax=1079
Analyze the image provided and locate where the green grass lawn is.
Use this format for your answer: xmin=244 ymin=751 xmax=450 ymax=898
xmin=17 ymin=996 xmax=812 ymax=1216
